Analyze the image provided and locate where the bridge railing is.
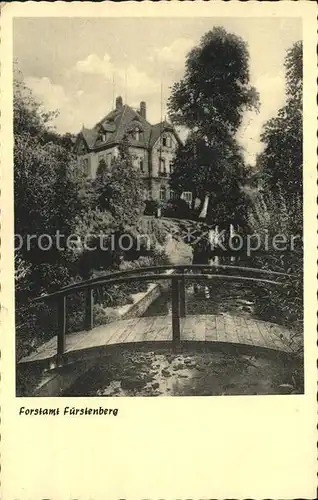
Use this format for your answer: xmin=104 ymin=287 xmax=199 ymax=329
xmin=32 ymin=264 xmax=296 ymax=363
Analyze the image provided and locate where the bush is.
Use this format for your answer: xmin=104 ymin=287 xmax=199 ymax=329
xmin=144 ymin=199 xmax=160 ymax=216
xmin=161 ymin=198 xmax=192 ymax=219
xmin=93 ymin=304 xmax=118 ymax=327
xmin=15 ymin=301 xmax=59 ymax=361
xmin=247 ymin=189 xmax=302 ymax=329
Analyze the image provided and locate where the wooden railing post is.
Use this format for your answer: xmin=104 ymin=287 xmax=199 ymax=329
xmin=85 ymin=287 xmax=94 ymax=331
xmin=57 ymin=295 xmax=67 ymax=363
xmin=171 ymin=277 xmax=181 ymax=349
xmin=179 ymin=274 xmax=186 ymax=318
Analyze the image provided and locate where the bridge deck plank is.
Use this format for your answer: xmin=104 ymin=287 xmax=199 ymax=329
xmin=182 ymin=316 xmax=198 ymax=341
xmin=205 ymin=315 xmax=217 ymax=341
xmin=223 ymin=314 xmax=240 ymax=344
xmin=18 ymin=313 xmax=298 ymax=365
xmin=153 ymin=315 xmax=172 ymax=341
xmin=245 ymin=318 xmax=266 ymax=348
xmin=113 ymin=318 xmax=140 ymax=345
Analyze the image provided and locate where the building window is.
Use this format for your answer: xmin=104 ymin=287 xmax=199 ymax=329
xmin=170 ymin=190 xmax=176 ymax=200
xmin=159 ymin=158 xmax=166 ymax=175
xmin=181 ymin=191 xmax=192 ymax=205
xmin=135 ymin=128 xmax=140 ymax=141
xmin=139 ymin=159 xmax=144 ymax=173
xmin=162 ymin=135 xmax=172 ymax=147
xmin=160 ymin=187 xmax=166 ymax=202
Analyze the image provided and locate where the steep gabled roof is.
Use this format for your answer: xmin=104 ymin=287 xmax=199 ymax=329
xmin=113 ymin=105 xmax=152 ymax=146
xmin=77 ymin=105 xmax=180 ymax=151
xmin=80 ymin=127 xmax=98 ymax=149
xmin=149 ymin=120 xmax=182 ymax=148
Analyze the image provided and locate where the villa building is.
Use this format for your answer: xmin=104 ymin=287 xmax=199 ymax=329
xmin=75 ymin=96 xmax=192 ymax=204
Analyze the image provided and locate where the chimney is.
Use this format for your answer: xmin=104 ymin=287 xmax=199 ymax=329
xmin=115 ymin=96 xmax=123 ymax=111
xmin=140 ymin=101 xmax=146 ymax=119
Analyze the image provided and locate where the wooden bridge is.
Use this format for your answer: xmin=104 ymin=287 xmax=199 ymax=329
xmin=18 ymin=264 xmax=300 ymax=368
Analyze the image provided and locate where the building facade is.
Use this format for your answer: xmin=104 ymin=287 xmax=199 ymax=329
xmin=75 ymin=96 xmax=192 ymax=204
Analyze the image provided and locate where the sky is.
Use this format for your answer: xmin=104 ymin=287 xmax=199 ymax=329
xmin=13 ymin=17 xmax=301 ymax=165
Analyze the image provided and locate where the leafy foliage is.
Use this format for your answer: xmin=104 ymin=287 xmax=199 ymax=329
xmin=161 ymin=197 xmax=193 ymax=220
xmin=14 ymin=68 xmax=85 ymax=297
xmin=258 ymin=41 xmax=302 ymax=199
xmin=248 ymin=189 xmax=302 ymax=328
xmin=168 ymin=27 xmax=257 ymax=226
xmin=93 ymin=135 xmax=145 ymax=228
xmin=144 ymin=199 xmax=161 ymax=216
xmin=168 ymin=27 xmax=259 ymax=136
xmin=248 ymin=41 xmax=303 ymax=332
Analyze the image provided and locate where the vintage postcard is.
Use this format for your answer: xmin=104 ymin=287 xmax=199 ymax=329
xmin=1 ymin=1 xmax=317 ymax=499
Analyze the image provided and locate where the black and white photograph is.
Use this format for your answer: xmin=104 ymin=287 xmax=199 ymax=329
xmin=13 ymin=15 xmax=304 ymax=398
xmin=1 ymin=2 xmax=317 ymax=500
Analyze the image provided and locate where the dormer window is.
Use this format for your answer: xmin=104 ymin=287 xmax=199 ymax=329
xmin=134 ymin=127 xmax=143 ymax=141
xmin=162 ymin=134 xmax=172 ymax=148
xmin=162 ymin=135 xmax=172 ymax=148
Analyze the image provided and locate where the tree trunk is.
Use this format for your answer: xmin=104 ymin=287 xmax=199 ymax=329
xmin=199 ymin=194 xmax=210 ymax=219
xmin=191 ymin=194 xmax=196 ymax=211
xmin=209 ymin=226 xmax=219 ymax=266
xmin=230 ymin=223 xmax=235 ymax=263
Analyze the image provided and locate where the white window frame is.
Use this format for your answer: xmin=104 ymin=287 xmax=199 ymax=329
xmin=159 ymin=158 xmax=166 ymax=174
xmin=159 ymin=187 xmax=166 ymax=202
xmin=181 ymin=191 xmax=192 ymax=204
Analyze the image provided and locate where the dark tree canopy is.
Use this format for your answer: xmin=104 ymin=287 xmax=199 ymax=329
xmin=14 ymin=66 xmax=86 ymax=294
xmin=168 ymin=27 xmax=256 ymax=226
xmin=258 ymin=41 xmax=302 ymax=198
xmin=168 ymin=27 xmax=259 ymax=139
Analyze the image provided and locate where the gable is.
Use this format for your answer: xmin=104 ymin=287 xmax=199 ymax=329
xmin=115 ymin=106 xmax=152 ymax=146
xmin=151 ymin=128 xmax=179 ymax=151
xmin=76 ymin=136 xmax=89 ymax=155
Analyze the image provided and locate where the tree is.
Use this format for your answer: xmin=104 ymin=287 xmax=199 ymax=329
xmin=258 ymin=41 xmax=302 ymax=198
xmin=247 ymin=42 xmax=303 ymax=329
xmin=168 ymin=27 xmax=258 ymax=224
xmin=94 ymin=135 xmax=145 ymax=229
xmin=170 ymin=132 xmax=249 ymax=226
xmin=168 ymin=27 xmax=259 ymax=138
xmin=14 ymin=66 xmax=85 ymax=295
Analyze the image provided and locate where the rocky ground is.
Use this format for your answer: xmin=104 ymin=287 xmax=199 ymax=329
xmin=64 ymin=348 xmax=303 ymax=397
